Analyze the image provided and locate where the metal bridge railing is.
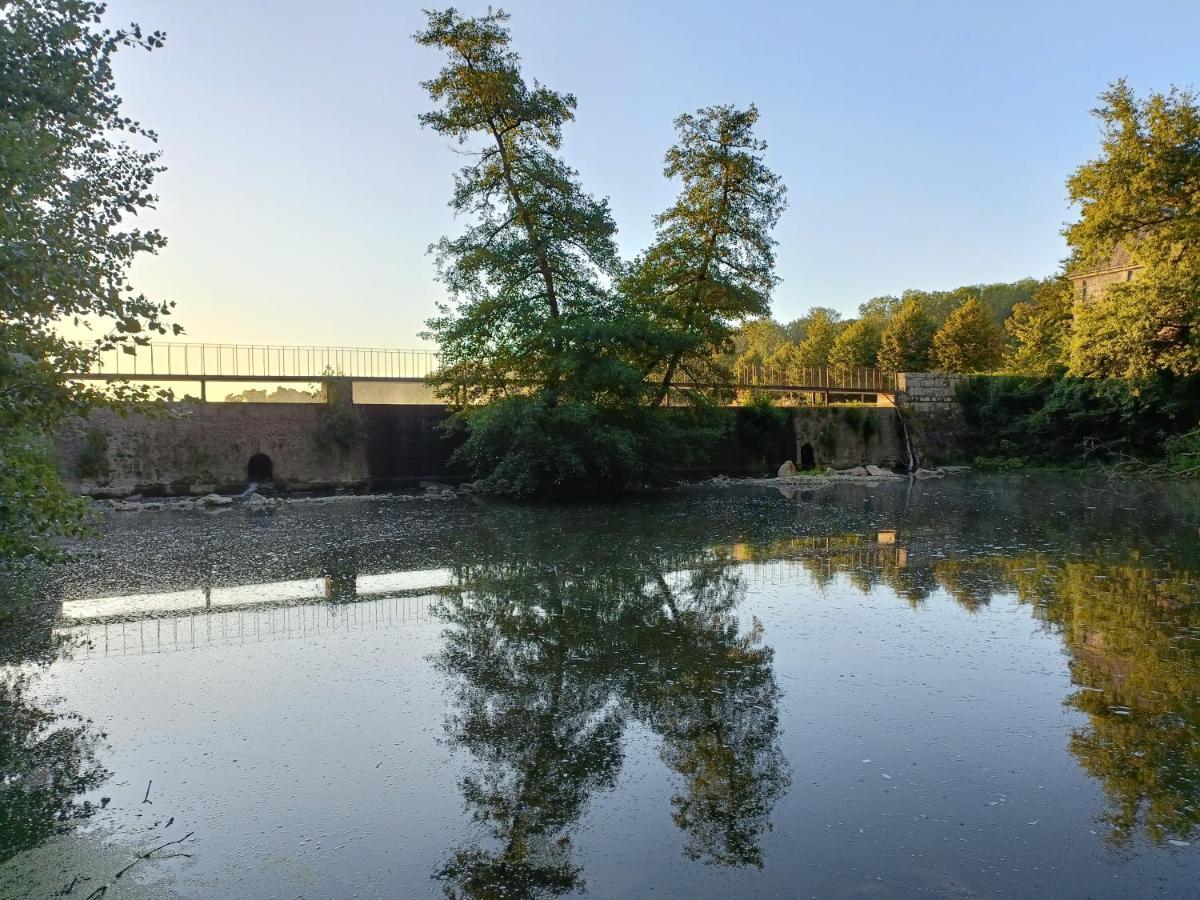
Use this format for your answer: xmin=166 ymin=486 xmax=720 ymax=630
xmin=88 ymin=342 xmax=442 ymax=380
xmin=733 ymin=363 xmax=896 ymax=392
xmin=83 ymin=342 xmax=895 ymax=393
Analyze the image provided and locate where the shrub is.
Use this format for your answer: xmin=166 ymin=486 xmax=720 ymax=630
xmin=76 ymin=427 xmax=109 ymax=479
xmin=448 ymin=396 xmax=726 ymax=499
xmin=956 ymin=373 xmax=1200 ymax=465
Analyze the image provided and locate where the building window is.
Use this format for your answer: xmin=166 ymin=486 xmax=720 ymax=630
xmin=1126 ymin=269 xmax=1134 ymax=281
xmin=1081 ymin=280 xmax=1088 ymax=300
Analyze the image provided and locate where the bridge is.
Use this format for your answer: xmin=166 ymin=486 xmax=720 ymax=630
xmin=73 ymin=342 xmax=896 ymax=404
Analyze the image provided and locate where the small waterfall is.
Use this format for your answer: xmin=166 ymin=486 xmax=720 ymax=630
xmin=896 ymin=409 xmax=919 ymax=474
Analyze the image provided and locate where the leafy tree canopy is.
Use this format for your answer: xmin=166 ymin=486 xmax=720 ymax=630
xmin=931 ymin=298 xmax=1005 ymax=373
xmin=877 ymin=298 xmax=936 ymax=373
xmin=627 ymin=104 xmax=786 ymax=404
xmin=1 ymin=0 xmax=174 ymax=564
xmin=1066 ymin=80 xmax=1200 ymax=378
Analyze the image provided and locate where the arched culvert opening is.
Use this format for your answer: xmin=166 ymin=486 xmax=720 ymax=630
xmin=247 ymin=452 xmax=273 ymax=482
xmin=799 ymin=443 xmax=815 ymax=470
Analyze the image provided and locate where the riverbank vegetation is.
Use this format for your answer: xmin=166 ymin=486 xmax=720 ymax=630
xmin=733 ymin=79 xmax=1200 ymax=474
xmin=416 ymin=9 xmax=786 ymax=498
xmin=1 ymin=1 xmax=178 ymax=565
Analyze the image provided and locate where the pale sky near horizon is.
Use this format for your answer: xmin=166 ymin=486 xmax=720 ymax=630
xmin=103 ymin=0 xmax=1200 ymax=348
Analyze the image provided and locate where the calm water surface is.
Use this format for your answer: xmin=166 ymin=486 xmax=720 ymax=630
xmin=3 ymin=475 xmax=1200 ymax=898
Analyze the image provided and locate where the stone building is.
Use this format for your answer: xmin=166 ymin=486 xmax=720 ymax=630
xmin=1067 ymin=244 xmax=1144 ymax=301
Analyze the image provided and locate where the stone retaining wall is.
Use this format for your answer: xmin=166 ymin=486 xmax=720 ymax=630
xmin=895 ymin=373 xmax=969 ymax=465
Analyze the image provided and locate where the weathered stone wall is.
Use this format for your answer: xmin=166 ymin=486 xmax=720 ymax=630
xmin=57 ymin=403 xmax=462 ymax=496
xmin=57 ymin=397 xmax=965 ymax=494
xmin=894 ymin=373 xmax=969 ymax=465
xmin=792 ymin=407 xmax=908 ymax=471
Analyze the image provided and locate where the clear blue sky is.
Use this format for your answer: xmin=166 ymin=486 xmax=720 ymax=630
xmin=105 ymin=0 xmax=1200 ymax=347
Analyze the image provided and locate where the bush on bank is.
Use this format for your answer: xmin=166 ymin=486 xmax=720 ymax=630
xmin=957 ymin=374 xmax=1200 ymax=468
xmin=447 ymin=399 xmax=730 ymax=500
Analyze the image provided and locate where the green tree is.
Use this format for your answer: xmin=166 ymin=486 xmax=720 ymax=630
xmin=415 ymin=8 xmax=621 ymax=405
xmin=416 ymin=9 xmax=671 ymax=497
xmin=1 ymin=0 xmax=175 ymax=564
xmin=931 ymin=298 xmax=1004 ymax=373
xmin=827 ymin=316 xmax=882 ymax=374
xmin=794 ymin=308 xmax=841 ymax=367
xmin=1066 ymin=80 xmax=1200 ymax=377
xmin=733 ymin=317 xmax=787 ymax=359
xmin=625 ymin=105 xmax=786 ymax=404
xmin=877 ymin=298 xmax=935 ymax=372
xmin=1004 ymin=277 xmax=1072 ymax=376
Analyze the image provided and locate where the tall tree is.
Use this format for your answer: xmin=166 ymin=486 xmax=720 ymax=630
xmin=1066 ymin=80 xmax=1200 ymax=378
xmin=1 ymin=0 xmax=174 ymax=564
xmin=931 ymin=298 xmax=1004 ymax=373
xmin=827 ymin=316 xmax=882 ymax=375
xmin=794 ymin=308 xmax=840 ymax=367
xmin=415 ymin=8 xmax=622 ymax=406
xmin=877 ymin=298 xmax=935 ymax=373
xmin=625 ymin=105 xmax=786 ymax=405
xmin=1004 ymin=277 xmax=1072 ymax=376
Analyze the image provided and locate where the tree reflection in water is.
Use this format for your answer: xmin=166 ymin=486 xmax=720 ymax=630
xmin=432 ymin=538 xmax=788 ymax=898
xmin=720 ymin=528 xmax=1200 ymax=849
xmin=0 ymin=665 xmax=108 ymax=865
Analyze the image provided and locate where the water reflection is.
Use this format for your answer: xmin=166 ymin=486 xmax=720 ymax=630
xmin=3 ymin=478 xmax=1200 ymax=896
xmin=0 ymin=666 xmax=108 ymax=866
xmin=433 ymin=542 xmax=788 ymax=896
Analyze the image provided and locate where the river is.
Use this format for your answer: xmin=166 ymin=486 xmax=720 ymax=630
xmin=2 ymin=474 xmax=1199 ymax=898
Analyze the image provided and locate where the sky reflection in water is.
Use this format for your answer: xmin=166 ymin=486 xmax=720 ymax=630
xmin=2 ymin=474 xmax=1200 ymax=898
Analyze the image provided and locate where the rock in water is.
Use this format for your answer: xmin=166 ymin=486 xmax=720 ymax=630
xmin=778 ymin=460 xmax=797 ymax=477
xmin=201 ymin=493 xmax=232 ymax=507
xmin=865 ymin=464 xmax=888 ymax=477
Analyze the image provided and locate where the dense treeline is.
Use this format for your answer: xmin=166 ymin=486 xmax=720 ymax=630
xmin=727 ymin=277 xmax=1037 ymax=376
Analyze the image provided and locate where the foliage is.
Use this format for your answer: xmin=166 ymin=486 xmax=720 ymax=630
xmin=448 ymin=396 xmax=724 ymax=499
xmin=735 ymin=392 xmax=790 ymax=456
xmin=1 ymin=0 xmax=173 ymax=564
xmin=1004 ymin=277 xmax=1072 ymax=376
xmin=75 ymin=425 xmax=110 ymax=479
xmin=732 ymin=317 xmax=787 ymax=360
xmin=0 ymin=669 xmax=109 ymax=865
xmin=794 ymin=308 xmax=840 ymax=367
xmin=956 ymin=373 xmax=1200 ymax=464
xmin=876 ymin=298 xmax=935 ymax=373
xmin=827 ymin=315 xmax=881 ymax=374
xmin=931 ymin=298 xmax=1004 ymax=372
xmin=0 ymin=426 xmax=86 ymax=563
xmin=627 ymin=105 xmax=786 ymax=404
xmin=1065 ymin=80 xmax=1200 ymax=378
xmin=415 ymin=8 xmax=622 ymax=407
xmin=416 ymin=9 xmax=785 ymax=496
xmin=432 ymin=522 xmax=788 ymax=893
xmin=316 ymin=398 xmax=364 ymax=452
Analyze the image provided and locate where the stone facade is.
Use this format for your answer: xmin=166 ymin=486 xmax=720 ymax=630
xmin=893 ymin=373 xmax=968 ymax=466
xmin=1067 ymin=244 xmax=1144 ymax=302
xmin=791 ymin=407 xmax=908 ymax=471
xmin=56 ymin=403 xmax=458 ymax=496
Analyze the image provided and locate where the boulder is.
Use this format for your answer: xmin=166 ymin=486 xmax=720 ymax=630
xmin=864 ymin=465 xmax=889 ymax=477
xmin=842 ymin=466 xmax=869 ymax=477
xmin=201 ymin=493 xmax=232 ymax=507
xmin=777 ymin=460 xmax=797 ymax=478
xmin=244 ymin=493 xmax=270 ymax=507
xmin=914 ymin=467 xmax=944 ymax=479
